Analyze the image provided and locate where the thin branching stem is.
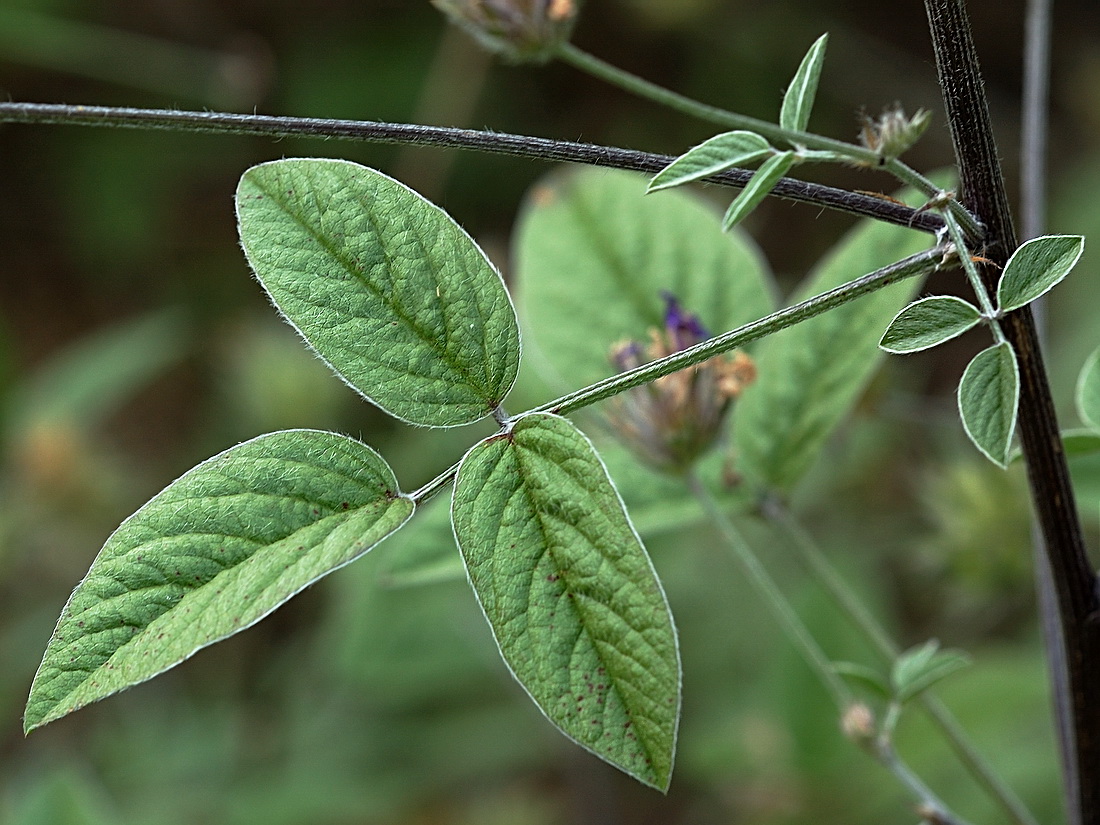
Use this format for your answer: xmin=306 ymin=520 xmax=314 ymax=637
xmin=555 ymin=42 xmax=983 ymax=239
xmin=685 ymin=471 xmax=851 ymax=709
xmin=411 ymin=245 xmax=948 ymax=509
xmin=924 ymin=2 xmax=1100 ymax=822
xmin=0 ymin=101 xmax=946 ymax=234
xmin=764 ymin=500 xmax=1042 ymax=825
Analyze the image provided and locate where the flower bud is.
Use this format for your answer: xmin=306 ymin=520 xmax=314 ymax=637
xmin=604 ymin=292 xmax=755 ymax=474
xmin=857 ymin=106 xmax=931 ymax=164
xmin=840 ymin=702 xmax=877 ymax=749
xmin=432 ymin=0 xmax=579 ymax=64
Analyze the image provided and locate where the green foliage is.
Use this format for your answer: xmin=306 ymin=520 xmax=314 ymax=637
xmin=891 ymin=640 xmax=971 ymax=703
xmin=1076 ymin=345 xmax=1100 ymax=430
xmin=958 ymin=342 xmax=1020 ymax=468
xmin=647 ymin=130 xmax=772 ymax=192
xmin=515 ymin=167 xmax=776 ymax=391
xmin=734 ymin=188 xmax=932 ymax=491
xmin=879 ymin=295 xmax=982 ymax=354
xmin=779 ymin=33 xmax=828 ymax=134
xmin=997 ymin=234 xmax=1084 ymax=314
xmin=236 ymin=158 xmax=520 ymax=427
xmin=451 ymin=413 xmax=680 ymax=791
xmin=722 ymin=151 xmax=796 ymax=230
xmin=24 ymin=430 xmax=414 ymax=732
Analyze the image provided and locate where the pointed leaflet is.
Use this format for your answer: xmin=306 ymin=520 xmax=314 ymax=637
xmin=1077 ymin=345 xmax=1100 ymax=430
xmin=647 ymin=131 xmax=772 ymax=192
xmin=958 ymin=342 xmax=1020 ymax=468
xmin=236 ymin=159 xmax=520 ymax=428
xmin=780 ymin=33 xmax=828 ymax=134
xmin=891 ymin=640 xmax=970 ymax=703
xmin=25 ymin=430 xmax=414 ymax=732
xmin=516 ymin=167 xmax=776 ymax=392
xmin=722 ymin=151 xmax=796 ymax=230
xmin=451 ymin=413 xmax=680 ymax=790
xmin=997 ymin=234 xmax=1084 ymax=313
xmin=879 ymin=295 xmax=982 ymax=354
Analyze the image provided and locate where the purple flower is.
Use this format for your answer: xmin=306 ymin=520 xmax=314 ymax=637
xmin=605 ymin=294 xmax=755 ymax=474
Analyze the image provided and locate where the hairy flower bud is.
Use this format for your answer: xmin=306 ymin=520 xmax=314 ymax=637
xmin=858 ymin=105 xmax=931 ymax=164
xmin=432 ymin=0 xmax=579 ymax=63
xmin=605 ymin=293 xmax=755 ymax=474
xmin=840 ymin=702 xmax=877 ymax=749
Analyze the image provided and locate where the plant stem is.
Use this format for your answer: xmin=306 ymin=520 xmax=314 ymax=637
xmin=941 ymin=209 xmax=1002 ymax=327
xmin=411 ymin=245 xmax=947 ymax=510
xmin=764 ymin=499 xmax=1042 ymax=825
xmin=541 ymin=246 xmax=948 ymax=417
xmin=696 ymin=482 xmax=972 ymax=825
xmin=555 ymin=42 xmax=983 ymax=240
xmin=924 ymin=2 xmax=1100 ymax=823
xmin=0 ymin=101 xmax=945 ymax=234
xmin=684 ymin=472 xmax=850 ymax=709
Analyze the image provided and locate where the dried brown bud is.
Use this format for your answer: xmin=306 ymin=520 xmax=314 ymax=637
xmin=857 ymin=106 xmax=931 ymax=164
xmin=432 ymin=0 xmax=579 ymax=63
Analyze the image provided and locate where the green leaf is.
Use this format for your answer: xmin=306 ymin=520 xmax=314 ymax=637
xmin=722 ymin=151 xmax=796 ymax=230
xmin=1076 ymin=345 xmax=1100 ymax=430
xmin=891 ymin=640 xmax=971 ymax=703
xmin=516 ymin=167 xmax=776 ymax=392
xmin=997 ymin=234 xmax=1084 ymax=313
xmin=25 ymin=430 xmax=414 ymax=733
xmin=958 ymin=342 xmax=1020 ymax=468
xmin=647 ymin=131 xmax=772 ymax=192
xmin=1009 ymin=428 xmax=1100 ymax=465
xmin=832 ymin=661 xmax=890 ymax=699
xmin=779 ymin=33 xmax=828 ymax=134
xmin=879 ymin=295 xmax=982 ymax=354
xmin=236 ymin=158 xmax=520 ymax=427
xmin=734 ymin=182 xmax=937 ymax=491
xmin=451 ymin=413 xmax=681 ymax=790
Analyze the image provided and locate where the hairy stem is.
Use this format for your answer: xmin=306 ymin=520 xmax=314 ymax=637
xmin=0 ymin=101 xmax=944 ymax=234
xmin=412 ymin=245 xmax=948 ymax=505
xmin=685 ymin=472 xmax=850 ymax=709
xmin=555 ymin=42 xmax=982 ymax=239
xmin=924 ymin=2 xmax=1100 ymax=823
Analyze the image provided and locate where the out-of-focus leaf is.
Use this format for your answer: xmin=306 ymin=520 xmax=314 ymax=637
xmin=734 ymin=185 xmax=935 ymax=491
xmin=1075 ymin=345 xmax=1100 ymax=431
xmin=516 ymin=167 xmax=775 ymax=392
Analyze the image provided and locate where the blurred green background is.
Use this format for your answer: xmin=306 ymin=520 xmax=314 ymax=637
xmin=2 ymin=0 xmax=1099 ymax=823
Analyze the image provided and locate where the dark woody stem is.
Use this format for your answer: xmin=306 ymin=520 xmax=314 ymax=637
xmin=924 ymin=3 xmax=1100 ymax=824
xmin=0 ymin=101 xmax=945 ymax=234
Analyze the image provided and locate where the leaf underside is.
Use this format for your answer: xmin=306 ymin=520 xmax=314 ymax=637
xmin=236 ymin=158 xmax=520 ymax=428
xmin=647 ymin=130 xmax=772 ymax=192
xmin=958 ymin=342 xmax=1020 ymax=467
xmin=451 ymin=413 xmax=681 ymax=791
xmin=25 ymin=430 xmax=413 ymax=733
xmin=879 ymin=295 xmax=982 ymax=354
xmin=997 ymin=234 xmax=1084 ymax=314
